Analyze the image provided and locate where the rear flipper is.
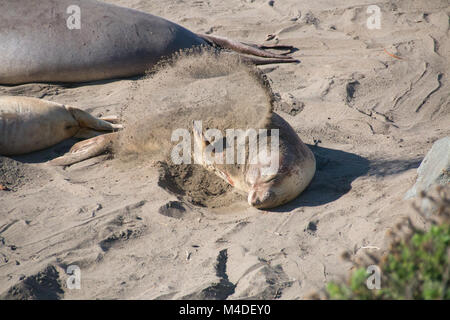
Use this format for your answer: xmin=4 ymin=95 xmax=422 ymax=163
xmin=66 ymin=106 xmax=123 ymax=131
xmin=197 ymin=33 xmax=299 ymax=64
xmin=73 ymin=115 xmax=123 ymax=139
xmin=49 ymin=133 xmax=117 ymax=166
xmin=74 ymin=128 xmax=106 ymax=139
xmin=100 ymin=115 xmax=121 ymax=124
xmin=238 ymin=55 xmax=300 ymax=65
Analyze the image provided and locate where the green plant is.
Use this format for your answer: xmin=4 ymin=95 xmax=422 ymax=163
xmin=322 ymin=186 xmax=450 ymax=300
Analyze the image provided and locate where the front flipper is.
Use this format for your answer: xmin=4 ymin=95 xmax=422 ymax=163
xmin=49 ymin=133 xmax=117 ymax=166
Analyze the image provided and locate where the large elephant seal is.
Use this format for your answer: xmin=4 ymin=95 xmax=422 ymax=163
xmin=0 ymin=96 xmax=121 ymax=156
xmin=0 ymin=0 xmax=297 ymax=84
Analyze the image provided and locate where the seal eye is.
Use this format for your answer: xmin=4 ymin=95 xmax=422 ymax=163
xmin=261 ymin=174 xmax=277 ymax=183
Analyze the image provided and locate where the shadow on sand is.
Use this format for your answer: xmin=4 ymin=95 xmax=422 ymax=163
xmin=268 ymin=144 xmax=421 ymax=212
xmin=9 ymin=138 xmax=79 ymax=164
xmin=9 ymin=141 xmax=421 ymax=213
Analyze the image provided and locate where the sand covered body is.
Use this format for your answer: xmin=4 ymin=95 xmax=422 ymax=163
xmin=0 ymin=0 xmax=449 ymax=299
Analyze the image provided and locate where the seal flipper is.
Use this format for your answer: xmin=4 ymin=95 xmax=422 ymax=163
xmin=73 ymin=128 xmax=105 ymax=139
xmin=99 ymin=115 xmax=120 ymax=124
xmin=197 ymin=33 xmax=299 ymax=63
xmin=237 ymin=55 xmax=300 ymax=65
xmin=49 ymin=133 xmax=117 ymax=166
xmin=66 ymin=106 xmax=123 ymax=131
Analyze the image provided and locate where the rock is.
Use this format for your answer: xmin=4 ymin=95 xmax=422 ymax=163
xmin=405 ymin=136 xmax=450 ymax=199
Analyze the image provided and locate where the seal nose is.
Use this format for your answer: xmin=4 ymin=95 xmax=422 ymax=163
xmin=248 ymin=189 xmax=274 ymax=208
xmin=248 ymin=190 xmax=261 ymax=206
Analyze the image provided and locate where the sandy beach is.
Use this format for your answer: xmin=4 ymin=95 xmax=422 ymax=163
xmin=0 ymin=0 xmax=449 ymax=299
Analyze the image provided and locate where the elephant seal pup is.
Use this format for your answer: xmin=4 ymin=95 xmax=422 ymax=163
xmin=193 ymin=111 xmax=316 ymax=209
xmin=48 ymin=108 xmax=317 ymax=209
xmin=0 ymin=0 xmax=298 ymax=85
xmin=43 ymin=55 xmax=316 ymax=209
xmin=188 ymin=64 xmax=316 ymax=209
xmin=0 ymin=96 xmax=121 ymax=156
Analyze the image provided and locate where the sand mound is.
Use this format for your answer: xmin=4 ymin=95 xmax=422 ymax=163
xmin=157 ymin=161 xmax=245 ymax=208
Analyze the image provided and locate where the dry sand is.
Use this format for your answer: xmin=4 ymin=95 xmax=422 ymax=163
xmin=0 ymin=0 xmax=449 ymax=299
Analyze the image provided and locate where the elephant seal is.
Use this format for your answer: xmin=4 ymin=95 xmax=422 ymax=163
xmin=188 ymin=65 xmax=316 ymax=209
xmin=0 ymin=96 xmax=121 ymax=156
xmin=0 ymin=52 xmax=314 ymax=209
xmin=0 ymin=0 xmax=298 ymax=85
xmin=193 ymin=112 xmax=316 ymax=209
xmin=46 ymin=105 xmax=317 ymax=209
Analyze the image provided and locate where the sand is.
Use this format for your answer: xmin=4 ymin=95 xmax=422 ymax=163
xmin=0 ymin=0 xmax=449 ymax=299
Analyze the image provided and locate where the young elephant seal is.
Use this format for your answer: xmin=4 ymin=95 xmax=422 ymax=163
xmin=193 ymin=112 xmax=316 ymax=209
xmin=0 ymin=96 xmax=121 ymax=156
xmin=190 ymin=69 xmax=316 ymax=209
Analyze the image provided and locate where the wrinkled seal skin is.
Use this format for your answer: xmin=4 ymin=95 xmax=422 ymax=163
xmin=0 ymin=0 xmax=207 ymax=84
